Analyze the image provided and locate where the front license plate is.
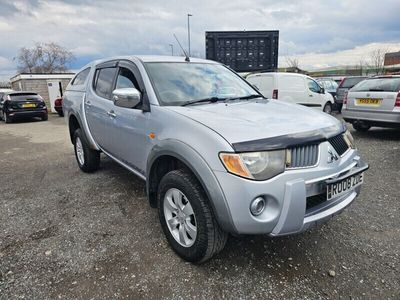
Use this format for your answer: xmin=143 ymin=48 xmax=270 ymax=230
xmin=327 ymin=172 xmax=364 ymax=200
xmin=22 ymin=103 xmax=36 ymax=108
xmin=356 ymin=98 xmax=381 ymax=105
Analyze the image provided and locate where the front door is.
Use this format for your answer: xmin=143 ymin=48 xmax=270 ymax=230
xmin=110 ymin=61 xmax=151 ymax=175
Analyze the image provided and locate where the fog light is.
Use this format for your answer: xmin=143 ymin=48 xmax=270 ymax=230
xmin=250 ymin=197 xmax=265 ymax=216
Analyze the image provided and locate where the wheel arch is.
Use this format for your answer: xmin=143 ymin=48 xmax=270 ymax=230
xmin=146 ymin=140 xmax=237 ymax=234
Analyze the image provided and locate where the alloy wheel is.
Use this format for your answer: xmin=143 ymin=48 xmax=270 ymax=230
xmin=163 ymin=188 xmax=197 ymax=247
xmin=75 ymin=137 xmax=85 ymax=165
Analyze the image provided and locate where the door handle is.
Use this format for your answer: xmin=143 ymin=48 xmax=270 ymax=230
xmin=85 ymin=100 xmax=92 ymax=107
xmin=309 ymin=94 xmax=313 ymax=97
xmin=107 ymin=110 xmax=117 ymax=118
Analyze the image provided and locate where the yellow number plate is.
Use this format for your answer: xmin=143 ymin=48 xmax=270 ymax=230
xmin=356 ymin=98 xmax=381 ymax=105
xmin=22 ymin=103 xmax=36 ymax=108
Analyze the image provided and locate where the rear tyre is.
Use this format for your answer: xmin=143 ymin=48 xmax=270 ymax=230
xmin=73 ymin=129 xmax=100 ymax=173
xmin=353 ymin=121 xmax=370 ymax=132
xmin=42 ymin=114 xmax=48 ymax=121
xmin=158 ymin=169 xmax=228 ymax=263
xmin=323 ymin=102 xmax=332 ymax=114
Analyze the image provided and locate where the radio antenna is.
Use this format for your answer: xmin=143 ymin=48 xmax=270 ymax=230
xmin=173 ymin=34 xmax=190 ymax=62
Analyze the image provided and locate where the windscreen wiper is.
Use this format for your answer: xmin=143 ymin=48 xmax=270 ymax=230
xmin=224 ymin=94 xmax=264 ymax=101
xmin=181 ymin=97 xmax=226 ymax=106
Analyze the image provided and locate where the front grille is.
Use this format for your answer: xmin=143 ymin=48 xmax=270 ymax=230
xmin=286 ymin=144 xmax=319 ymax=169
xmin=328 ymin=134 xmax=349 ymax=156
xmin=306 ymin=193 xmax=326 ymax=210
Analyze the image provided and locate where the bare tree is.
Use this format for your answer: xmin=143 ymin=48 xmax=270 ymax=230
xmin=285 ymin=56 xmax=300 ymax=69
xmin=355 ymin=58 xmax=367 ymax=75
xmin=368 ymin=48 xmax=387 ymax=75
xmin=16 ymin=42 xmax=74 ymax=73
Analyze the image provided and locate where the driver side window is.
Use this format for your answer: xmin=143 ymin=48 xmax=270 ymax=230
xmin=307 ymin=79 xmax=321 ymax=93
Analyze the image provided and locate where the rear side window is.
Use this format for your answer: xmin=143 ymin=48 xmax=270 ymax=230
xmin=71 ymin=68 xmax=90 ymax=86
xmin=351 ymin=78 xmax=400 ymax=92
xmin=281 ymin=76 xmax=304 ymax=91
xmin=93 ymin=67 xmax=117 ymax=99
xmin=341 ymin=77 xmax=366 ymax=88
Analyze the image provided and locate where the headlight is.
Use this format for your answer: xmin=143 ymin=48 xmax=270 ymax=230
xmin=343 ymin=130 xmax=355 ymax=149
xmin=219 ymin=150 xmax=285 ymax=180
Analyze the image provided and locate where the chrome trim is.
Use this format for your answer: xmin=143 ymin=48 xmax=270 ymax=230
xmin=285 ymin=144 xmax=321 ymax=170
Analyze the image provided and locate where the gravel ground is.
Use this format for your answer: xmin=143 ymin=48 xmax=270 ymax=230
xmin=0 ymin=114 xmax=399 ymax=299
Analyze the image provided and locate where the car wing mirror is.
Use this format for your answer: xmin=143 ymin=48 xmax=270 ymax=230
xmin=320 ymin=87 xmax=325 ymax=94
xmin=112 ymin=88 xmax=141 ymax=108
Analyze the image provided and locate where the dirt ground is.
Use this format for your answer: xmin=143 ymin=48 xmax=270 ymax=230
xmin=0 ymin=114 xmax=399 ymax=299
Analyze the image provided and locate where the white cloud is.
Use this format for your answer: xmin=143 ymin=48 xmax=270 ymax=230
xmin=280 ymin=42 xmax=400 ymax=70
xmin=0 ymin=0 xmax=399 ymax=79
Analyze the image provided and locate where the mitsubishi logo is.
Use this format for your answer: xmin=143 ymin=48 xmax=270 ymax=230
xmin=327 ymin=148 xmax=339 ymax=164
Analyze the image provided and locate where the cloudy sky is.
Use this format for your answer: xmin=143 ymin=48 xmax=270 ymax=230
xmin=0 ymin=0 xmax=400 ymax=80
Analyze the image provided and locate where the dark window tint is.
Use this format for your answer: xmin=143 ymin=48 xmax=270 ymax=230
xmin=116 ymin=67 xmax=140 ymax=90
xmin=351 ymin=78 xmax=400 ymax=92
xmin=9 ymin=93 xmax=41 ymax=101
xmin=341 ymin=77 xmax=366 ymax=88
xmin=94 ymin=67 xmax=117 ymax=99
xmin=72 ymin=68 xmax=90 ymax=85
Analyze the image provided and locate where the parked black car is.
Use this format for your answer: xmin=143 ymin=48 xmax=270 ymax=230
xmin=336 ymin=76 xmax=367 ymax=112
xmin=0 ymin=91 xmax=48 ymax=123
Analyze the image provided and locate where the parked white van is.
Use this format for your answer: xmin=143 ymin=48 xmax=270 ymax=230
xmin=246 ymin=73 xmax=334 ymax=113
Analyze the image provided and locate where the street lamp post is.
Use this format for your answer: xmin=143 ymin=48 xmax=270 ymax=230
xmin=187 ymin=13 xmax=192 ymax=57
xmin=169 ymin=43 xmax=174 ymax=56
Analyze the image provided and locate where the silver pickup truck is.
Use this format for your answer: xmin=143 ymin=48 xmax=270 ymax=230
xmin=63 ymin=56 xmax=368 ymax=263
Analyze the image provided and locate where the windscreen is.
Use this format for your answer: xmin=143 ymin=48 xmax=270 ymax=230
xmin=145 ymin=62 xmax=258 ymax=106
xmin=351 ymin=78 xmax=400 ymax=92
xmin=341 ymin=77 xmax=366 ymax=88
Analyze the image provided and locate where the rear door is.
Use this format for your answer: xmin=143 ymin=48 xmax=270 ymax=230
xmin=346 ymin=77 xmax=400 ymax=112
xmin=85 ymin=61 xmax=118 ymax=153
xmin=257 ymin=75 xmax=274 ymax=98
xmin=278 ymin=75 xmax=307 ymax=105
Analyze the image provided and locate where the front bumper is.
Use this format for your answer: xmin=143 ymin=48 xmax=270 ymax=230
xmin=213 ymin=141 xmax=368 ymax=235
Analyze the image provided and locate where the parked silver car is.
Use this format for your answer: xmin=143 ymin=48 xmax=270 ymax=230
xmin=63 ymin=56 xmax=368 ymax=263
xmin=342 ymin=76 xmax=400 ymax=131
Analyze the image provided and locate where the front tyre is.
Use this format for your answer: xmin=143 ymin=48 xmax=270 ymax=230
xmin=42 ymin=114 xmax=48 ymax=121
xmin=158 ymin=169 xmax=228 ymax=263
xmin=323 ymin=102 xmax=332 ymax=114
xmin=73 ymin=129 xmax=100 ymax=173
xmin=4 ymin=112 xmax=11 ymax=123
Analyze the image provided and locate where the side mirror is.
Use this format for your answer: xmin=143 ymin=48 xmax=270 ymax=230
xmin=112 ymin=88 xmax=141 ymax=108
xmin=320 ymin=87 xmax=325 ymax=94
